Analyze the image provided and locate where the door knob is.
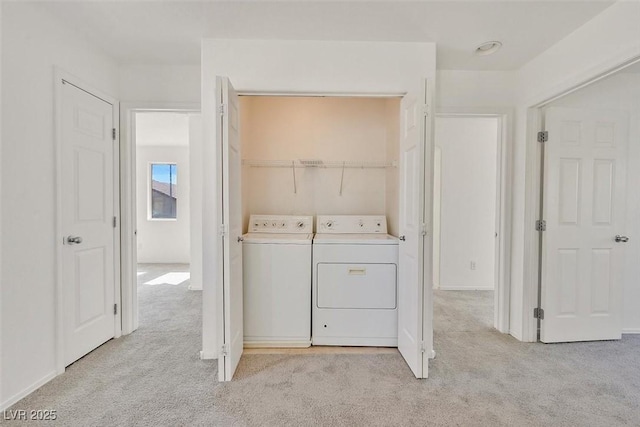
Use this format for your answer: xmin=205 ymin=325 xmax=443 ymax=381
xmin=237 ymin=236 xmax=244 ymax=243
xmin=399 ymin=235 xmax=406 ymax=241
xmin=615 ymin=235 xmax=629 ymax=243
xmin=66 ymin=236 xmax=83 ymax=245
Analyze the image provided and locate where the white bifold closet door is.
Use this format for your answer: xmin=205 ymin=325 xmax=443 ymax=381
xmin=216 ymin=76 xmax=244 ymax=381
xmin=540 ymin=107 xmax=629 ymax=343
xmin=397 ymin=79 xmax=431 ymax=379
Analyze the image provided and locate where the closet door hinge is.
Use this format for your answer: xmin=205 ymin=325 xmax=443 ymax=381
xmin=114 ymin=304 xmax=118 ymax=315
xmin=537 ymin=131 xmax=548 ymax=143
xmin=218 ymin=104 xmax=227 ymax=117
xmin=221 ymin=344 xmax=229 ymax=357
xmin=420 ymin=342 xmax=427 ymax=353
xmin=536 ymin=220 xmax=546 ymax=232
xmin=420 ymin=224 xmax=428 ymax=237
xmin=533 ymin=307 xmax=544 ymax=320
xmin=113 ymin=216 xmax=117 ymax=228
xmin=219 ymin=224 xmax=229 ymax=237
xmin=112 ymin=128 xmax=117 ymax=141
xmin=421 ymin=105 xmax=430 ymax=117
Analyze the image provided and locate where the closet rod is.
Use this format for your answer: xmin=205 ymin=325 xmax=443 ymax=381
xmin=242 ymin=160 xmax=396 ymax=169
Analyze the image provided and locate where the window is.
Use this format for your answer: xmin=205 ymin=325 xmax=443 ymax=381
xmin=150 ymin=163 xmax=177 ymax=219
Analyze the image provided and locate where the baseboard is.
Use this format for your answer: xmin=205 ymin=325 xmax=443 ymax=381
xmin=0 ymin=371 xmax=58 ymax=411
xmin=438 ymin=286 xmax=495 ymax=291
xmin=199 ymin=350 xmax=218 ymax=360
xmin=509 ymin=329 xmax=524 ymax=342
xmin=622 ymin=328 xmax=640 ymax=334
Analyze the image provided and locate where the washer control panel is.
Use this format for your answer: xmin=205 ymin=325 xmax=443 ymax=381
xmin=248 ymin=215 xmax=313 ymax=233
xmin=316 ymin=215 xmax=387 ymax=234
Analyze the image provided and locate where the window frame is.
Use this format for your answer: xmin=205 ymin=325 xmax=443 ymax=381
xmin=148 ymin=162 xmax=178 ymax=221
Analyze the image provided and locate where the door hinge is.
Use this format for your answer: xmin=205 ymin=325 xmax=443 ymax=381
xmin=221 ymin=344 xmax=229 ymax=357
xmin=420 ymin=341 xmax=427 ymax=353
xmin=218 ymin=104 xmax=227 ymax=116
xmin=421 ymin=105 xmax=430 ymax=117
xmin=536 ymin=220 xmax=546 ymax=232
xmin=537 ymin=131 xmax=548 ymax=143
xmin=112 ymin=128 xmax=116 ymax=141
xmin=114 ymin=304 xmax=118 ymax=315
xmin=113 ymin=216 xmax=117 ymax=228
xmin=533 ymin=307 xmax=544 ymax=320
xmin=219 ymin=224 xmax=228 ymax=237
xmin=421 ymin=224 xmax=428 ymax=237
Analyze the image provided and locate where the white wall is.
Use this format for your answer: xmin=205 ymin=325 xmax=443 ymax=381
xmin=510 ymin=1 xmax=640 ymax=341
xmin=119 ymin=65 xmax=200 ymax=104
xmin=240 ymin=96 xmax=399 ymax=231
xmin=435 ymin=117 xmax=498 ymax=290
xmin=0 ymin=2 xmax=119 ymax=409
xmin=136 ymin=146 xmax=190 ymax=263
xmin=201 ymin=39 xmax=436 ymax=360
xmin=549 ymin=72 xmax=640 ymax=332
xmin=437 ymin=70 xmax=517 ymax=109
xmin=0 ymin=0 xmax=4 ymax=402
xmin=189 ymin=115 xmax=204 ymax=290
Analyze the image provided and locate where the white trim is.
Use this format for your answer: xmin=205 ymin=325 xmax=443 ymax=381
xmin=622 ymin=329 xmax=640 ymax=334
xmin=521 ymin=53 xmax=640 ymax=343
xmin=54 ymin=68 xmax=121 ymax=374
xmin=438 ymin=286 xmax=496 ymax=291
xmin=435 ymin=107 xmax=514 ymax=334
xmin=199 ymin=351 xmax=217 ymax=360
xmin=120 ymin=102 xmax=200 ymax=336
xmin=0 ymin=371 xmax=57 ymax=411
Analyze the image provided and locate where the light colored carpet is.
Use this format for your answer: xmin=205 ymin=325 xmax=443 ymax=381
xmin=6 ymin=277 xmax=640 ymax=426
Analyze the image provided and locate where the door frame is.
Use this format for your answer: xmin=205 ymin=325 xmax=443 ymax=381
xmin=213 ymin=88 xmax=434 ymax=375
xmin=435 ymin=108 xmax=513 ymax=334
xmin=119 ymin=102 xmax=201 ymax=336
xmin=54 ymin=68 xmax=121 ymax=374
xmin=521 ymin=55 xmax=640 ymax=342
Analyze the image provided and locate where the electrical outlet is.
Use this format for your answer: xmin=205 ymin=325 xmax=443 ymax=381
xmin=470 ymin=261 xmax=476 ymax=270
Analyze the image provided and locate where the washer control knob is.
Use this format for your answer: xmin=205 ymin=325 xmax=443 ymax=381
xmin=326 ymin=221 xmax=334 ymax=229
xmin=297 ymin=221 xmax=305 ymax=228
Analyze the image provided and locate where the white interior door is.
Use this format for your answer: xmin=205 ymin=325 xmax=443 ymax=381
xmin=541 ymin=107 xmax=629 ymax=343
xmin=61 ymin=81 xmax=117 ymax=365
xmin=398 ymin=80 xmax=430 ymax=378
xmin=217 ymin=77 xmax=243 ymax=381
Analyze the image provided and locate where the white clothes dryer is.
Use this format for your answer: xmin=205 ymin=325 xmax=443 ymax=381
xmin=312 ymin=215 xmax=399 ymax=347
xmin=243 ymin=215 xmax=313 ymax=347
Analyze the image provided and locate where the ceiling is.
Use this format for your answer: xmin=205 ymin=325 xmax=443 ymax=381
xmin=34 ymin=0 xmax=615 ymax=70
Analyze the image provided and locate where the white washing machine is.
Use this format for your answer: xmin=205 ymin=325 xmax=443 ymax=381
xmin=312 ymin=215 xmax=399 ymax=347
xmin=243 ymin=215 xmax=313 ymax=347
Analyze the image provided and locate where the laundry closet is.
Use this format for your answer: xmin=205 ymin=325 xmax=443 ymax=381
xmin=203 ymin=39 xmax=436 ymax=383
xmin=239 ymin=96 xmax=402 ymax=351
xmin=240 ymin=96 xmax=401 ymax=234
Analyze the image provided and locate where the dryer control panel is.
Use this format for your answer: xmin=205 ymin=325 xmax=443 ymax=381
xmin=248 ymin=215 xmax=313 ymax=233
xmin=316 ymin=215 xmax=388 ymax=234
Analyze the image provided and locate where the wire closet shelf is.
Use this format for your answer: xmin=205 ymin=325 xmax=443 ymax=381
xmin=241 ymin=159 xmax=397 ymax=169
